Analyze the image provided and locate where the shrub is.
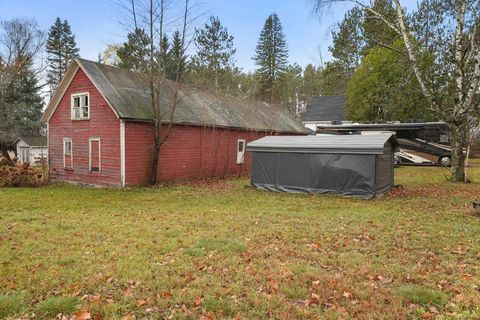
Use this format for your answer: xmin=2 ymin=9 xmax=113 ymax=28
xmin=36 ymin=296 xmax=80 ymax=319
xmin=0 ymin=162 xmax=48 ymax=187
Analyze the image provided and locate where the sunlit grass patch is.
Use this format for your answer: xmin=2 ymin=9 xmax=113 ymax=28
xmin=36 ymin=296 xmax=80 ymax=319
xmin=186 ymin=237 xmax=247 ymax=256
xmin=0 ymin=294 xmax=24 ymax=319
xmin=395 ymin=285 xmax=448 ymax=308
xmin=202 ymin=295 xmax=235 ymax=316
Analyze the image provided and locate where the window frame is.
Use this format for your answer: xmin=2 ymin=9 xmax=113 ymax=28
xmin=89 ymin=137 xmax=101 ymax=173
xmin=237 ymin=139 xmax=246 ymax=165
xmin=71 ymin=92 xmax=90 ymax=120
xmin=63 ymin=138 xmax=73 ymax=169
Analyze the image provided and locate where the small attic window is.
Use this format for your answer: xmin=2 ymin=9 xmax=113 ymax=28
xmin=71 ymin=93 xmax=89 ymax=120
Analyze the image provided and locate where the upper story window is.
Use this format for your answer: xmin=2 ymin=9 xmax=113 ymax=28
xmin=71 ymin=93 xmax=89 ymax=120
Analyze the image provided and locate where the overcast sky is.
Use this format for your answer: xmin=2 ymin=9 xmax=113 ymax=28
xmin=0 ymin=0 xmax=417 ymax=72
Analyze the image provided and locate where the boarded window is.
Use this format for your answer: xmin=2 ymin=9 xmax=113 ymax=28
xmin=237 ymin=139 xmax=246 ymax=164
xmin=63 ymin=138 xmax=73 ymax=169
xmin=89 ymin=139 xmax=101 ymax=172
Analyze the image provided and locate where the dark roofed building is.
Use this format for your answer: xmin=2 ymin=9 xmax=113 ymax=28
xmin=41 ymin=58 xmax=306 ymax=186
xmin=15 ymin=135 xmax=48 ymax=164
xmin=301 ymin=96 xmax=350 ymax=131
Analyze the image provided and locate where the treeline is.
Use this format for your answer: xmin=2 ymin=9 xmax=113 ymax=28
xmin=100 ymin=13 xmax=344 ymax=118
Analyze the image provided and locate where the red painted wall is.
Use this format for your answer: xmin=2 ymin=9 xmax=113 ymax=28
xmin=125 ymin=122 xmax=282 ymax=185
xmin=48 ymin=68 xmax=122 ymax=186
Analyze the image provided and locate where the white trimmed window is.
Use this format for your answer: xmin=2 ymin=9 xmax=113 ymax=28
xmin=89 ymin=138 xmax=101 ymax=172
xmin=237 ymin=139 xmax=246 ymax=164
xmin=71 ymin=93 xmax=89 ymax=120
xmin=63 ymin=138 xmax=73 ymax=169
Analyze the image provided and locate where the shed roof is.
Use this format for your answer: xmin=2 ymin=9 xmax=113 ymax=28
xmin=246 ymin=133 xmax=399 ymax=154
xmin=42 ymin=58 xmax=307 ymax=134
xmin=16 ymin=136 xmax=47 ymax=147
xmin=301 ymin=96 xmax=346 ymax=122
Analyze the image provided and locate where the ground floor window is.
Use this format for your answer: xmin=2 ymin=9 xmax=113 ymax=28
xmin=19 ymin=147 xmax=29 ymax=163
xmin=63 ymin=138 xmax=73 ymax=169
xmin=237 ymin=139 xmax=246 ymax=164
xmin=89 ymin=138 xmax=101 ymax=172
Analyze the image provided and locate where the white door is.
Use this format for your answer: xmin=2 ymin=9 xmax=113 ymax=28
xmin=237 ymin=139 xmax=246 ymax=164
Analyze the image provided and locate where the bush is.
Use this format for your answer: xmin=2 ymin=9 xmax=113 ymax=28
xmin=0 ymin=162 xmax=48 ymax=187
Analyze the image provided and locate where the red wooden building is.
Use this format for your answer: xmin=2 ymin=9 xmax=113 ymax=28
xmin=41 ymin=58 xmax=307 ymax=187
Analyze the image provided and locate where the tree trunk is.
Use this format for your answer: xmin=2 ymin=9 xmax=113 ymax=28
xmin=450 ymin=122 xmax=465 ymax=182
xmin=149 ymin=123 xmax=161 ymax=185
xmin=1 ymin=144 xmax=14 ymax=166
xmin=214 ymin=67 xmax=219 ymax=94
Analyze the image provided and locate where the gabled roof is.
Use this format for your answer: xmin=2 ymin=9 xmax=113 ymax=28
xmin=301 ymin=96 xmax=346 ymax=122
xmin=16 ymin=135 xmax=47 ymax=147
xmin=246 ymin=133 xmax=399 ymax=154
xmin=42 ymin=58 xmax=307 ymax=134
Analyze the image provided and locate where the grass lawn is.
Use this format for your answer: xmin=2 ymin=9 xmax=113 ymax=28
xmin=1 ymin=163 xmax=480 ymax=319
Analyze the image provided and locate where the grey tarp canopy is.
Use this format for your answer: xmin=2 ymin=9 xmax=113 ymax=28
xmin=247 ymin=134 xmax=399 ymax=198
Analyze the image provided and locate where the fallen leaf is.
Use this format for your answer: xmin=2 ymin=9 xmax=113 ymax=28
xmin=135 ymin=299 xmax=147 ymax=307
xmin=74 ymin=310 xmax=92 ymax=320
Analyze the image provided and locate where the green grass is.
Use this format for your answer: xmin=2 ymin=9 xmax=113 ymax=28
xmin=396 ymin=285 xmax=448 ymax=308
xmin=1 ymin=162 xmax=480 ymax=319
xmin=0 ymin=294 xmax=24 ymax=319
xmin=35 ymin=296 xmax=80 ymax=319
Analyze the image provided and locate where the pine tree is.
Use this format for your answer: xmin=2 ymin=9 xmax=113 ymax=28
xmin=192 ymin=16 xmax=236 ymax=93
xmin=329 ymin=7 xmax=363 ymax=80
xmin=2 ymin=60 xmax=44 ymax=160
xmin=46 ymin=18 xmax=79 ymax=93
xmin=253 ymin=13 xmax=288 ymax=102
xmin=361 ymin=0 xmax=399 ymax=53
xmin=116 ymin=28 xmax=150 ymax=73
xmin=167 ymin=31 xmax=187 ymax=81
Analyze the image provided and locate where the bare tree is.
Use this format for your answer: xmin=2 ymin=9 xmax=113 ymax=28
xmin=312 ymin=0 xmax=480 ymax=182
xmin=120 ymin=0 xmax=198 ymax=184
xmin=0 ymin=18 xmax=45 ymax=165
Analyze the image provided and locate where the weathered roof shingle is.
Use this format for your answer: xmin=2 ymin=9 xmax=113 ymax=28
xmin=74 ymin=58 xmax=306 ymax=133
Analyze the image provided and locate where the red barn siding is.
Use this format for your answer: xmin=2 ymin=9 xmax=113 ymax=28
xmin=124 ymin=122 xmax=154 ymax=185
xmin=124 ymin=122 xmax=278 ymax=185
xmin=48 ymin=68 xmax=121 ymax=186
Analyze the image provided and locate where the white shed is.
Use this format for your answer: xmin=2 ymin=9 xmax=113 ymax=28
xmin=15 ymin=136 xmax=48 ymax=165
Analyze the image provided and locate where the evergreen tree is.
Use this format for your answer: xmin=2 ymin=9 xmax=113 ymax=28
xmin=192 ymin=16 xmax=236 ymax=93
xmin=2 ymin=60 xmax=44 ymax=162
xmin=361 ymin=0 xmax=399 ymax=53
xmin=347 ymin=40 xmax=430 ymax=122
xmin=278 ymin=64 xmax=303 ymax=116
xmin=166 ymin=31 xmax=188 ymax=81
xmin=46 ymin=18 xmax=79 ymax=93
xmin=329 ymin=7 xmax=363 ymax=81
xmin=302 ymin=64 xmax=322 ymax=101
xmin=116 ymin=28 xmax=150 ymax=73
xmin=253 ymin=13 xmax=288 ymax=102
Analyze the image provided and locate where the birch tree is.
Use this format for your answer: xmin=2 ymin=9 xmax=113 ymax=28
xmin=313 ymin=0 xmax=480 ymax=182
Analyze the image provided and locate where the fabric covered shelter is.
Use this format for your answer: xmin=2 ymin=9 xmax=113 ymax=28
xmin=247 ymin=133 xmax=399 ymax=198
